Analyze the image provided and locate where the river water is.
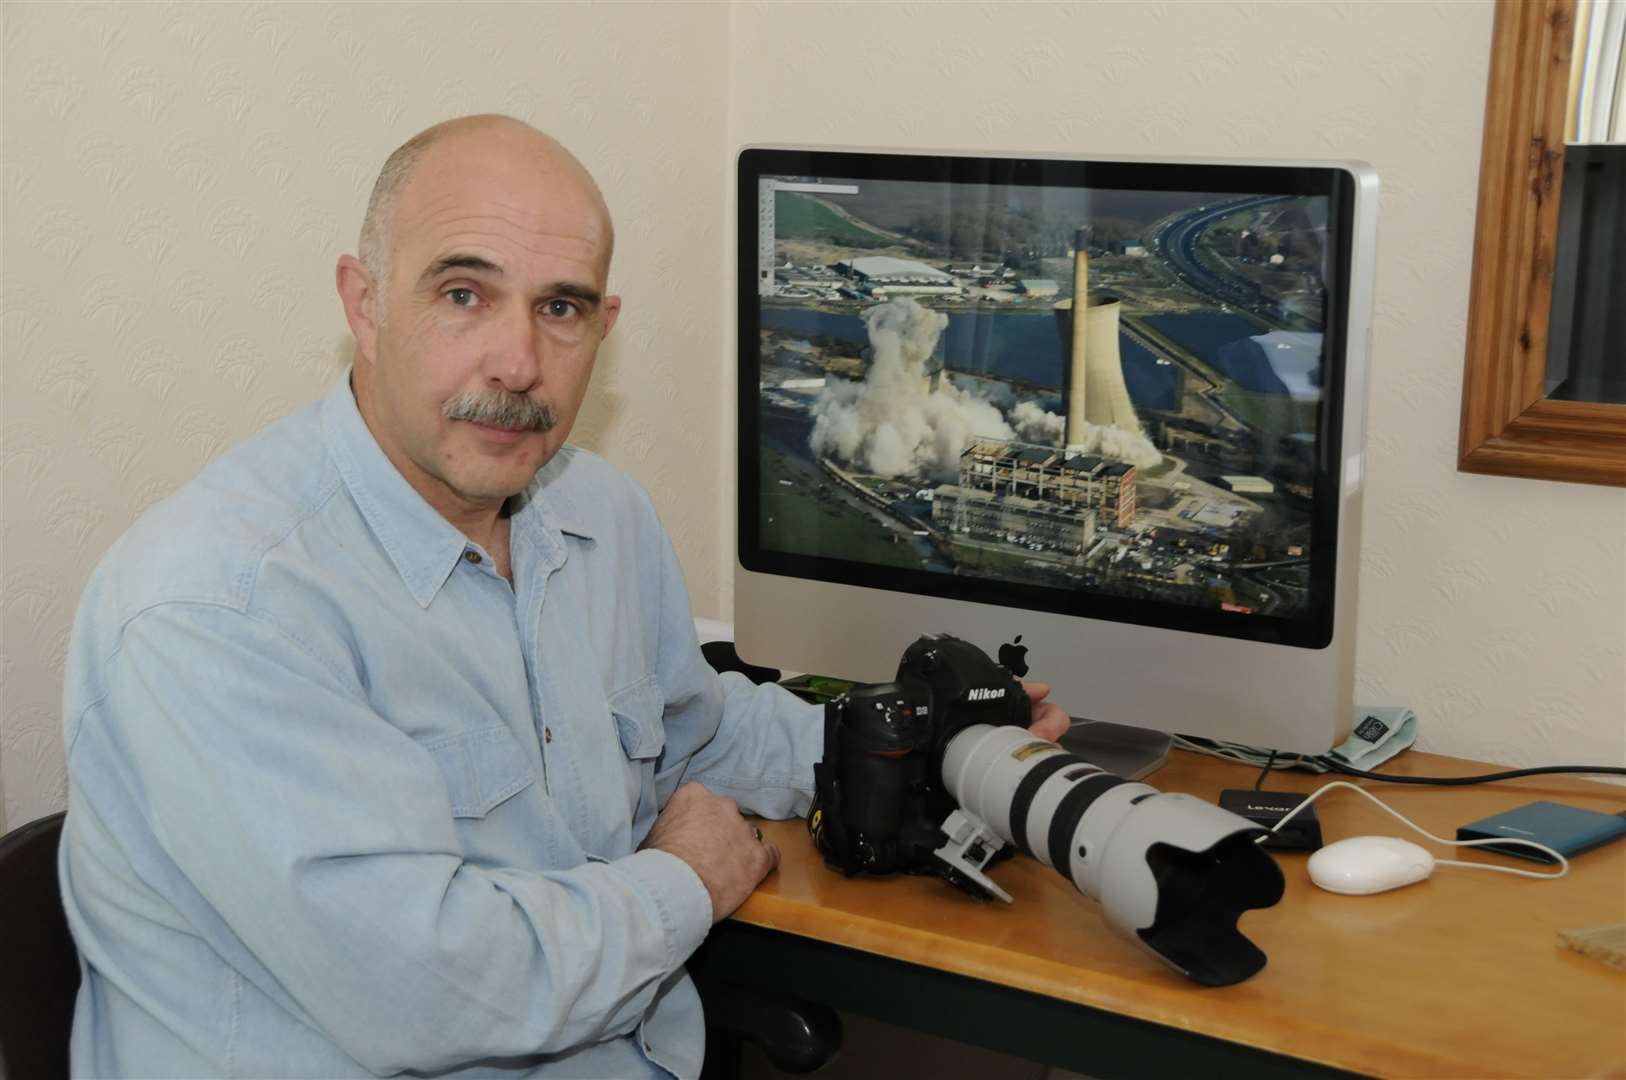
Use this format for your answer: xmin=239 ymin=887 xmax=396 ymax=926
xmin=761 ymin=306 xmax=1181 ymax=409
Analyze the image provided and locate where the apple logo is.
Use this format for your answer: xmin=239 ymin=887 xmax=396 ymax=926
xmin=997 ymin=634 xmax=1029 ymax=678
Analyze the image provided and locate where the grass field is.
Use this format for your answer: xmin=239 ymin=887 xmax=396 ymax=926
xmin=1216 ymin=389 xmax=1319 ymax=436
xmin=775 ymin=193 xmax=889 ymax=247
xmin=759 ymin=444 xmax=926 ymax=569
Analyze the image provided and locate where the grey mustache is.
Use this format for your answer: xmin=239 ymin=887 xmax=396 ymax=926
xmin=443 ymin=391 xmax=556 ymax=432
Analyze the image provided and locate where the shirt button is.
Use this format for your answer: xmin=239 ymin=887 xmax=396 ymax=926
xmin=544 ymin=727 xmax=553 ymax=743
xmin=463 ymin=550 xmax=482 ymax=563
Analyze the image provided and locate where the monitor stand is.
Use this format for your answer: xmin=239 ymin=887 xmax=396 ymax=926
xmin=1060 ymin=718 xmax=1171 ymax=781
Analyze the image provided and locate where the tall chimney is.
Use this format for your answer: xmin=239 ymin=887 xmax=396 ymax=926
xmin=1066 ymin=228 xmax=1090 ymax=453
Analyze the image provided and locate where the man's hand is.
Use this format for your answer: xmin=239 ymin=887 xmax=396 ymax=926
xmin=1022 ymin=681 xmax=1071 ymax=743
xmin=641 ymin=782 xmax=779 ymax=924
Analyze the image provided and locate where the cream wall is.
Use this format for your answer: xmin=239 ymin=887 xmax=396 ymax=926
xmin=0 ymin=1 xmax=733 ymax=830
xmin=2 ymin=1 xmax=1622 ymax=833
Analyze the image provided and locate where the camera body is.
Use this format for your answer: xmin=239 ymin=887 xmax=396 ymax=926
xmin=810 ymin=635 xmax=1028 ymax=886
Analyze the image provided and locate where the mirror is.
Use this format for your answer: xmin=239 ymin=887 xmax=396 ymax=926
xmin=1546 ymin=0 xmax=1624 ymax=406
xmin=1458 ymin=0 xmax=1626 ymax=486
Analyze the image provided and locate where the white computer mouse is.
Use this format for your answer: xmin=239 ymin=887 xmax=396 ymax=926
xmin=1307 ymin=836 xmax=1436 ymax=895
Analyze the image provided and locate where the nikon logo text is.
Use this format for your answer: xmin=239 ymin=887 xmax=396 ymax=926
xmin=967 ymin=688 xmax=1003 ymax=702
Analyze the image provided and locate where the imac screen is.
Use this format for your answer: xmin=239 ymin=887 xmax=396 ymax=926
xmin=738 ymin=150 xmax=1358 ymax=650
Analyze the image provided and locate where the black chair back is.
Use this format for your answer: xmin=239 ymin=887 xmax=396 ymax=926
xmin=0 ymin=812 xmax=78 ymax=1080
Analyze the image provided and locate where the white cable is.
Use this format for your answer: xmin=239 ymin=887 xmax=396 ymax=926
xmin=1258 ymin=780 xmax=1570 ymax=882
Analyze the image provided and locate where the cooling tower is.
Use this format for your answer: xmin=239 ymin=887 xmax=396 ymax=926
xmin=1055 ymin=231 xmax=1139 ymax=450
xmin=1079 ymin=298 xmax=1136 ymax=432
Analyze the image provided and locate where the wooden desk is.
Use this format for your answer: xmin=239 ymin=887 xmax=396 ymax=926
xmin=695 ymin=750 xmax=1626 ymax=1079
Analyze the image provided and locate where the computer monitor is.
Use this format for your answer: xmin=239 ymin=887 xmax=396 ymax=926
xmin=734 ymin=147 xmax=1376 ymax=771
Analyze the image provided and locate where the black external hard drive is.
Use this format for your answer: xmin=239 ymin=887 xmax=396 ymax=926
xmin=1456 ymin=800 xmax=1626 ymax=863
xmin=1219 ymin=789 xmax=1323 ymax=851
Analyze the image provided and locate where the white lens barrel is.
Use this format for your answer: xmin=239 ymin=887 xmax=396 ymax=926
xmin=942 ymin=724 xmax=1154 ymax=898
xmin=941 ymin=724 xmax=1058 ymax=841
xmin=1020 ymin=757 xmax=1106 ymax=867
xmin=1071 ymin=781 xmax=1159 ymax=897
xmin=940 ymin=723 xmax=1284 ymax=987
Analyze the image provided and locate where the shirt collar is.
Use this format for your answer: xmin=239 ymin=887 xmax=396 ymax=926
xmin=512 ymin=448 xmax=598 ymax=545
xmin=320 ymin=376 xmax=596 ymax=607
xmin=320 ymin=377 xmax=478 ymax=607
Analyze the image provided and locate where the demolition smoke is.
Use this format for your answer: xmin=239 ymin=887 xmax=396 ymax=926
xmin=810 ymin=299 xmax=1011 ymax=480
xmin=809 ymin=298 xmax=1160 ymax=477
xmin=1059 ymin=418 xmax=1161 ymax=467
xmin=1010 ymin=400 xmax=1065 ymax=445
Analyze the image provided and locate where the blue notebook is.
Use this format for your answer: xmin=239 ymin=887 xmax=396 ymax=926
xmin=1456 ymin=800 xmax=1626 ymax=863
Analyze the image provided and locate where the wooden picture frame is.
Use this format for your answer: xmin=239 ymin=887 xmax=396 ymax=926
xmin=1458 ymin=0 xmax=1626 ymax=487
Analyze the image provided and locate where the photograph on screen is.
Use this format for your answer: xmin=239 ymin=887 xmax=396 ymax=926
xmin=749 ymin=167 xmax=1337 ymax=627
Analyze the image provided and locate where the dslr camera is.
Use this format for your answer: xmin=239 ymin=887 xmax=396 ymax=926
xmin=810 ymin=634 xmax=1285 ymax=987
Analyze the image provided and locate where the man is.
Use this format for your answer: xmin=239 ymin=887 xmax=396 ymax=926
xmin=60 ymin=115 xmax=1067 ymax=1078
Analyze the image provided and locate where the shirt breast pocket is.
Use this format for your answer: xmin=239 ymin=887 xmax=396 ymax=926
xmin=420 ymin=725 xmax=537 ymax=819
xmin=608 ymin=677 xmax=666 ymax=835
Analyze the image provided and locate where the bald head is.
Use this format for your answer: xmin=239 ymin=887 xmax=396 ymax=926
xmin=357 ymin=115 xmax=613 ymax=293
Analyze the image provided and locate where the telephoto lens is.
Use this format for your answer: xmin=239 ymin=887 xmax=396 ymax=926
xmin=941 ymin=724 xmax=1284 ymax=987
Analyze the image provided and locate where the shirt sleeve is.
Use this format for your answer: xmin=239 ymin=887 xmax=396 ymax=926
xmin=66 ymin=601 xmax=712 ymax=1075
xmin=646 ymin=524 xmax=824 ymax=820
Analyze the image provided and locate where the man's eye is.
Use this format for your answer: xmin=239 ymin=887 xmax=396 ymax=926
xmin=542 ymin=298 xmax=579 ymax=319
xmin=447 ymin=288 xmax=478 ymax=307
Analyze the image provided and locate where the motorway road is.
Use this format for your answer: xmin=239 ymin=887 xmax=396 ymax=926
xmin=1152 ymin=195 xmax=1298 ymax=326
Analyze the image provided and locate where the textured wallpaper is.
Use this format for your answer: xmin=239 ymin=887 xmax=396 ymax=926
xmin=3 ymin=1 xmax=1623 ymax=833
xmin=0 ymin=1 xmax=731 ymax=831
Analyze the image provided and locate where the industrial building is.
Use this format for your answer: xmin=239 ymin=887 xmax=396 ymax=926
xmin=1218 ymin=475 xmax=1275 ymax=495
xmin=932 ymin=484 xmax=1096 ymax=556
xmin=955 ymin=438 xmax=1138 ymax=529
xmin=835 ymin=256 xmax=961 ymax=298
xmin=945 ymin=263 xmax=1012 ymax=280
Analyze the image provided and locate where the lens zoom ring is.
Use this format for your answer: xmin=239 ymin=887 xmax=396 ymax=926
xmin=1007 ymin=752 xmax=1087 ymax=855
xmin=1048 ymin=774 xmax=1128 ymax=881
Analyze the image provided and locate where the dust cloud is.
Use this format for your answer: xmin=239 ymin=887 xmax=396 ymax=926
xmin=809 ymin=298 xmax=1161 ymax=478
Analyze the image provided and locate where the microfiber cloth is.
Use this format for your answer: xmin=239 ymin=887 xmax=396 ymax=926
xmin=1328 ymin=707 xmax=1418 ymax=771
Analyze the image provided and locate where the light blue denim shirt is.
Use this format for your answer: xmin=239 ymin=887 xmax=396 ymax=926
xmin=59 ymin=376 xmax=821 ymax=1079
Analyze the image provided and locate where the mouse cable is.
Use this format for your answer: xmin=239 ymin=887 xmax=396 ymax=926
xmin=1258 ymin=780 xmax=1569 ymax=881
xmin=1318 ymin=758 xmax=1626 ymax=785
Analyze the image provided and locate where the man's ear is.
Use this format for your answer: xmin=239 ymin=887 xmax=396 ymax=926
xmin=336 ymin=255 xmax=380 ymax=364
xmin=600 ymin=294 xmax=622 ymax=339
